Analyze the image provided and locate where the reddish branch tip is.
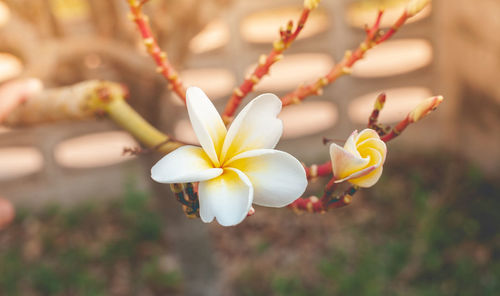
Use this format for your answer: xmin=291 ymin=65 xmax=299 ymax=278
xmin=222 ymin=8 xmax=312 ymax=121
xmin=280 ymin=6 xmax=418 ymax=106
xmin=126 ymin=0 xmax=186 ymax=103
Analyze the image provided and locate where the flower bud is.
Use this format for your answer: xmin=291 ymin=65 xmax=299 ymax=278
xmin=330 ymin=129 xmax=387 ymax=188
xmin=408 ymin=96 xmax=443 ymax=123
xmin=304 ymin=0 xmax=321 ymax=10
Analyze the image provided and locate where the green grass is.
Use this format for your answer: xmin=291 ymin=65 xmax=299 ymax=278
xmin=230 ymin=154 xmax=500 ymax=296
xmin=0 ymin=185 xmax=182 ymax=296
xmin=1 ymin=154 xmax=498 ymax=296
xmin=318 ymin=159 xmax=500 ymax=296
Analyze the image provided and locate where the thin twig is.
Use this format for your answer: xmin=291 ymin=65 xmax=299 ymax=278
xmin=381 ymin=95 xmax=443 ymax=142
xmin=126 ymin=0 xmax=186 ymax=102
xmin=280 ymin=7 xmax=417 ymax=106
xmin=304 ymin=161 xmax=333 ymax=180
xmin=221 ymin=7 xmax=314 ymax=124
xmin=368 ymin=93 xmax=392 ymax=136
xmin=288 ymin=184 xmax=358 ymax=213
xmin=368 ymin=93 xmax=386 ymax=127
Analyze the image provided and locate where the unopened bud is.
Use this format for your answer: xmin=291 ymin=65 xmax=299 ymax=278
xmin=273 ymin=40 xmax=285 ymax=51
xmin=408 ymin=96 xmax=443 ymax=123
xmin=304 ymin=0 xmax=321 ymax=10
xmin=343 ymin=195 xmax=352 ymax=204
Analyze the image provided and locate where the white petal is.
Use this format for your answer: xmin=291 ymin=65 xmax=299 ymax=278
xmin=219 ymin=93 xmax=283 ymax=163
xmin=198 ymin=168 xmax=253 ymax=226
xmin=186 ymin=87 xmax=227 ymax=166
xmin=344 ymin=130 xmax=360 ymax=156
xmin=151 ymin=145 xmax=222 ymax=183
xmin=227 ymin=149 xmax=307 ymax=207
xmin=329 ymin=143 xmax=369 ymax=180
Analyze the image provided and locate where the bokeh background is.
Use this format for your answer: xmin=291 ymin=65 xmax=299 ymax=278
xmin=0 ymin=0 xmax=499 ymax=295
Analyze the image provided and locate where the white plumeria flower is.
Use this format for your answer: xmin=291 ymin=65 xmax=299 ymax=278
xmin=329 ymin=129 xmax=387 ymax=188
xmin=151 ymin=87 xmax=307 ymax=226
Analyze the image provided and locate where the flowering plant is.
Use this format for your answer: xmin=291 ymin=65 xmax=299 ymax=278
xmin=0 ymin=0 xmax=443 ymax=227
xmin=151 ymin=87 xmax=306 ymax=226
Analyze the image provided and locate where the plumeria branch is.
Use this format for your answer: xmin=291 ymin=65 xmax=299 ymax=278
xmin=126 ymin=0 xmax=186 ymax=103
xmin=288 ymin=176 xmax=359 ymax=213
xmin=368 ymin=93 xmax=392 ymax=136
xmin=304 ymin=161 xmax=332 ymax=180
xmin=290 ymin=93 xmax=443 ymax=214
xmin=381 ymin=95 xmax=443 ymax=142
xmin=0 ymin=0 xmax=441 ymax=226
xmin=3 ymin=80 xmax=183 ymax=154
xmin=120 ymin=0 xmax=439 ymax=219
xmin=280 ymin=0 xmax=430 ymax=106
xmin=221 ymin=0 xmax=321 ymax=124
xmin=368 ymin=93 xmax=385 ymax=127
xmin=288 ymin=186 xmax=358 ymax=213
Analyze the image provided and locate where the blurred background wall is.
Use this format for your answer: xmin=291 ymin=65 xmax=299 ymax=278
xmin=0 ymin=0 xmax=498 ymax=204
xmin=0 ymin=1 xmax=499 ymax=295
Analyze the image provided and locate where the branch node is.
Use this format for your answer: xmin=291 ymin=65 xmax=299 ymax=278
xmin=233 ymin=88 xmax=244 ymax=97
xmin=341 ymin=67 xmax=352 ymax=75
xmin=344 ymin=50 xmax=353 ymax=59
xmin=360 ymin=42 xmax=368 ymax=52
xmin=258 ymin=54 xmax=267 ymax=65
xmin=310 ymin=164 xmax=318 ymax=178
xmin=143 ymin=37 xmax=154 ymax=48
xmin=291 ymin=96 xmax=301 ymax=104
xmin=250 ymin=74 xmax=260 ymax=84
xmin=167 ymin=73 xmax=178 ymax=81
xmin=127 ymin=13 xmax=136 ymax=21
